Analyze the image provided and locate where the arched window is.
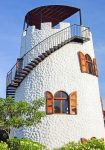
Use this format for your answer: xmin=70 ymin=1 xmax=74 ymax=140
xmin=85 ymin=54 xmax=93 ymax=74
xmin=54 ymin=91 xmax=69 ymax=114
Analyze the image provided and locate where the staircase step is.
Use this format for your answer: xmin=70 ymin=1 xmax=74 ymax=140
xmin=13 ymin=79 xmax=21 ymax=84
xmin=53 ymin=46 xmax=58 ymax=50
xmin=28 ymin=62 xmax=37 ymax=67
xmin=50 ymin=48 xmax=55 ymax=52
xmin=67 ymin=38 xmax=71 ymax=42
xmin=32 ymin=59 xmax=39 ymax=64
xmin=16 ymin=73 xmax=26 ymax=77
xmin=42 ymin=52 xmax=48 ymax=57
xmin=46 ymin=50 xmax=51 ymax=55
xmin=64 ymin=40 xmax=69 ymax=44
xmin=6 ymin=92 xmax=15 ymax=94
xmin=19 ymin=70 xmax=29 ymax=75
xmin=58 ymin=44 xmax=62 ymax=48
xmin=7 ymin=89 xmax=16 ymax=92
xmin=7 ymin=86 xmax=17 ymax=90
xmin=38 ymin=55 xmax=45 ymax=60
xmin=24 ymin=64 xmax=33 ymax=69
xmin=15 ymin=76 xmax=24 ymax=80
xmin=7 ymin=92 xmax=15 ymax=95
xmin=36 ymin=57 xmax=42 ymax=62
xmin=10 ymin=83 xmax=18 ymax=87
xmin=61 ymin=42 xmax=65 ymax=46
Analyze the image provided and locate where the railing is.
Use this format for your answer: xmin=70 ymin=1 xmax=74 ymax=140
xmin=6 ymin=24 xmax=90 ymax=87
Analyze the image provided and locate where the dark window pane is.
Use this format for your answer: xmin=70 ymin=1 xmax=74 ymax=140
xmin=62 ymin=100 xmax=69 ymax=114
xmin=55 ymin=92 xmax=60 ymax=98
xmin=54 ymin=100 xmax=60 ymax=113
xmin=88 ymin=63 xmax=93 ymax=74
xmin=62 ymin=92 xmax=68 ymax=98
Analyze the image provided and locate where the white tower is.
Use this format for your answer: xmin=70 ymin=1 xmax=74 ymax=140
xmin=6 ymin=5 xmax=105 ymax=149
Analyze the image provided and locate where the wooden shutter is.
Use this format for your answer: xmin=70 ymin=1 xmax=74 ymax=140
xmin=81 ymin=138 xmax=87 ymax=144
xmin=79 ymin=52 xmax=87 ymax=73
xmin=93 ymin=58 xmax=98 ymax=76
xmin=69 ymin=91 xmax=77 ymax=115
xmin=100 ymin=96 xmax=104 ymax=118
xmin=46 ymin=91 xmax=53 ymax=114
xmin=16 ymin=58 xmax=23 ymax=71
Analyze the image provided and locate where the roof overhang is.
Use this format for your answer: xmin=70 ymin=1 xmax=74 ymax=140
xmin=25 ymin=5 xmax=80 ymax=29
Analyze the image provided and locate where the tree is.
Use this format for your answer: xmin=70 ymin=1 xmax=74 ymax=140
xmin=0 ymin=97 xmax=45 ymax=140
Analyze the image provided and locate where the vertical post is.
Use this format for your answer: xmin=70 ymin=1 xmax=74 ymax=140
xmin=40 ymin=9 xmax=43 ymax=29
xmin=79 ymin=9 xmax=82 ymax=26
xmin=23 ymin=19 xmax=25 ymax=31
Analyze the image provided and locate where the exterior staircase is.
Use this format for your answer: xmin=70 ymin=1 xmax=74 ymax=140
xmin=6 ymin=24 xmax=90 ymax=99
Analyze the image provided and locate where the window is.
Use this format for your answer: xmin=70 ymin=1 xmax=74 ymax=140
xmin=54 ymin=91 xmax=69 ymax=114
xmin=78 ymin=51 xmax=98 ymax=77
xmin=85 ymin=54 xmax=93 ymax=74
xmin=46 ymin=91 xmax=77 ymax=115
xmin=79 ymin=52 xmax=87 ymax=73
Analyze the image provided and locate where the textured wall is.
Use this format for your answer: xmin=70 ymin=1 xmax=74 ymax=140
xmin=20 ymin=22 xmax=70 ymax=58
xmin=15 ymin=23 xmax=105 ymax=149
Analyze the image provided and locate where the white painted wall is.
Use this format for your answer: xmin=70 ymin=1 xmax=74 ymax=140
xmin=15 ymin=22 xmax=105 ymax=149
xmin=20 ymin=22 xmax=70 ymax=57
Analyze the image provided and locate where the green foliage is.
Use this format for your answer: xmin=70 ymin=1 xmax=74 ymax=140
xmin=0 ymin=141 xmax=9 ymax=150
xmin=57 ymin=138 xmax=105 ymax=150
xmin=7 ymin=138 xmax=46 ymax=150
xmin=0 ymin=98 xmax=5 ymax=126
xmin=0 ymin=96 xmax=46 ymax=139
xmin=31 ymin=98 xmax=46 ymax=125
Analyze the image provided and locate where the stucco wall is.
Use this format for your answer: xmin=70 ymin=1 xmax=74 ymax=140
xmin=15 ymin=23 xmax=105 ymax=149
xmin=20 ymin=22 xmax=70 ymax=58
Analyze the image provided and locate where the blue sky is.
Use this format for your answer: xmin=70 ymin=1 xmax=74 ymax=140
xmin=0 ymin=0 xmax=105 ymax=105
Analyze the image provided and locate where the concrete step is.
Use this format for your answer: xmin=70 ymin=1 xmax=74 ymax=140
xmin=36 ymin=57 xmax=42 ymax=62
xmin=42 ymin=52 xmax=48 ymax=57
xmin=46 ymin=50 xmax=51 ymax=55
xmin=64 ymin=40 xmax=69 ymax=44
xmin=13 ymin=79 xmax=21 ymax=84
xmin=25 ymin=65 xmax=33 ymax=69
xmin=61 ymin=42 xmax=65 ymax=46
xmin=28 ymin=62 xmax=37 ymax=67
xmin=58 ymin=44 xmax=62 ymax=48
xmin=38 ymin=55 xmax=45 ymax=60
xmin=15 ymin=76 xmax=24 ymax=80
xmin=21 ymin=70 xmax=29 ymax=74
xmin=53 ymin=46 xmax=58 ymax=50
xmin=7 ymin=92 xmax=15 ymax=95
xmin=50 ymin=48 xmax=55 ymax=52
xmin=32 ymin=59 xmax=39 ymax=65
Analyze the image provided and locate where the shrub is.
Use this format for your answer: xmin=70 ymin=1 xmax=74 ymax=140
xmin=7 ymin=138 xmax=46 ymax=150
xmin=0 ymin=141 xmax=9 ymax=150
xmin=57 ymin=138 xmax=105 ymax=150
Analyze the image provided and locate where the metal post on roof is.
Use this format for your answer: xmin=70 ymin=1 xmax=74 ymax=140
xmin=23 ymin=19 xmax=25 ymax=31
xmin=79 ymin=9 xmax=82 ymax=26
xmin=40 ymin=9 xmax=43 ymax=29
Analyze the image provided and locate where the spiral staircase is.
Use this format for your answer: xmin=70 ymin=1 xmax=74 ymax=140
xmin=6 ymin=24 xmax=90 ymax=99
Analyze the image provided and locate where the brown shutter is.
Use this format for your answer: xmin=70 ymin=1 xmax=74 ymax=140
xmin=100 ymin=96 xmax=104 ymax=118
xmin=46 ymin=91 xmax=53 ymax=114
xmin=69 ymin=91 xmax=77 ymax=115
xmin=81 ymin=138 xmax=87 ymax=144
xmin=79 ymin=52 xmax=87 ymax=73
xmin=16 ymin=58 xmax=23 ymax=71
xmin=93 ymin=58 xmax=98 ymax=76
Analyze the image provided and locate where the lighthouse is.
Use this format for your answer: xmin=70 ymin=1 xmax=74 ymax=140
xmin=6 ymin=5 xmax=105 ymax=149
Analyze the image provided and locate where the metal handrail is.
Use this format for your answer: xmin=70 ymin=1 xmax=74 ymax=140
xmin=6 ymin=24 xmax=90 ymax=87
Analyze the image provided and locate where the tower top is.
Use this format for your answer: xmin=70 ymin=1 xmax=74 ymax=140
xmin=24 ymin=5 xmax=81 ymax=29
